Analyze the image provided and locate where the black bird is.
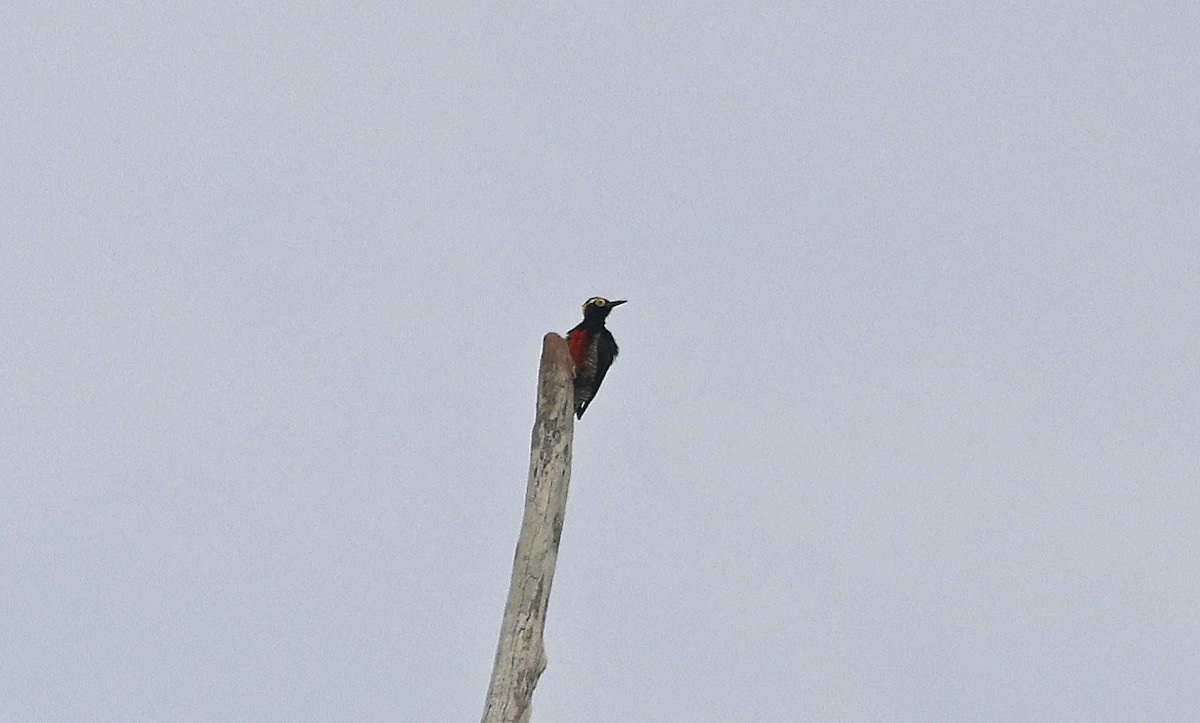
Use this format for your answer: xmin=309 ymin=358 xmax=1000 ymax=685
xmin=566 ymin=297 xmax=627 ymax=418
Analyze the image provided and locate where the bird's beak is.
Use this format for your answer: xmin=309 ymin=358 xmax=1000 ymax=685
xmin=609 ymin=299 xmax=628 ymax=307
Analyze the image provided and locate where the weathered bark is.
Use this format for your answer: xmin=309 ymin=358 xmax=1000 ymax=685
xmin=481 ymin=333 xmax=575 ymax=723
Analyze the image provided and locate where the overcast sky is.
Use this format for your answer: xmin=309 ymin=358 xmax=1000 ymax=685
xmin=3 ymin=4 xmax=1198 ymax=721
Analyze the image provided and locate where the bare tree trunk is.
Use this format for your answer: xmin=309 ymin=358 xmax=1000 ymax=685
xmin=481 ymin=333 xmax=575 ymax=723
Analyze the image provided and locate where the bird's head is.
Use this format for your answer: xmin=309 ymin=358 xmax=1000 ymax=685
xmin=581 ymin=297 xmax=627 ymax=319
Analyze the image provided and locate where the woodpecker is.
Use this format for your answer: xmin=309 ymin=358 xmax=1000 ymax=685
xmin=567 ymin=297 xmax=627 ymax=419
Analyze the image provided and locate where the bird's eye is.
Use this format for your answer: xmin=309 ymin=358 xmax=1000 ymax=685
xmin=594 ymin=298 xmax=606 ymax=306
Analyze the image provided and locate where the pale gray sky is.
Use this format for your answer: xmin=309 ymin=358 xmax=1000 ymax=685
xmin=3 ymin=4 xmax=1198 ymax=721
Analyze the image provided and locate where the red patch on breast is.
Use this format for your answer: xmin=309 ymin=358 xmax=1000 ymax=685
xmin=567 ymin=330 xmax=590 ymax=368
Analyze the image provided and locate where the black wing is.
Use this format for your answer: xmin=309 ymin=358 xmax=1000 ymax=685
xmin=592 ymin=329 xmax=619 ymax=396
xmin=576 ymin=329 xmax=619 ymax=419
